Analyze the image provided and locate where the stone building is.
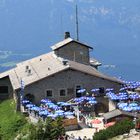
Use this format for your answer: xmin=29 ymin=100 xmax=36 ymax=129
xmin=0 ymin=32 xmax=122 ymax=106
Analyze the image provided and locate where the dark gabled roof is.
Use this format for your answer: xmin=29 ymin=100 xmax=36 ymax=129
xmin=51 ymin=38 xmax=93 ymax=50
xmin=69 ymin=61 xmax=122 ymax=84
xmin=0 ymin=52 xmax=122 ymax=90
xmin=103 ymin=109 xmax=122 ymax=120
xmin=103 ymin=109 xmax=140 ymax=120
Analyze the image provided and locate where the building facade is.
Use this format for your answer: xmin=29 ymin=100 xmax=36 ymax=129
xmin=0 ymin=33 xmax=122 ymax=107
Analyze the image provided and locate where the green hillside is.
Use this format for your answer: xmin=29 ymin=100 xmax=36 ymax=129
xmin=0 ymin=100 xmax=26 ymax=140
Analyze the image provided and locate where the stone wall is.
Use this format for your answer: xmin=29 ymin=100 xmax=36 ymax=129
xmin=108 ymin=99 xmax=117 ymax=111
xmin=0 ymin=76 xmax=13 ymax=100
xmin=21 ymin=69 xmax=121 ymax=105
xmin=54 ymin=42 xmax=90 ymax=64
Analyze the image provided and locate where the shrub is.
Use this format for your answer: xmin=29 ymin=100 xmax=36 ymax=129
xmin=93 ymin=119 xmax=134 ymax=140
xmin=18 ymin=117 xmax=65 ymax=140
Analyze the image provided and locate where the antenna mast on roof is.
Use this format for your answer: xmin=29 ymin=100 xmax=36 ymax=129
xmin=76 ymin=4 xmax=79 ymax=41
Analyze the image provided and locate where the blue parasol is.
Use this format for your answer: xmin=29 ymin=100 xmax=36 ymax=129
xmin=105 ymin=88 xmax=114 ymax=92
xmin=31 ymin=106 xmax=41 ymax=111
xmin=79 ymin=96 xmax=86 ymax=100
xmin=45 ymin=102 xmax=55 ymax=106
xmin=91 ymin=88 xmax=99 ymax=92
xmin=132 ymin=106 xmax=140 ymax=111
xmin=107 ymin=92 xmax=119 ymax=100
xmin=55 ymin=110 xmax=64 ymax=113
xmin=48 ymin=104 xmax=57 ymax=108
xmin=22 ymin=100 xmax=30 ymax=104
xmin=86 ymin=97 xmax=95 ymax=101
xmin=60 ymin=102 xmax=71 ymax=106
xmin=129 ymin=103 xmax=138 ymax=107
xmin=119 ymin=92 xmax=127 ymax=95
xmin=77 ymin=89 xmax=86 ymax=93
xmin=47 ymin=114 xmax=58 ymax=118
xmin=39 ymin=110 xmax=49 ymax=116
xmin=119 ymin=96 xmax=128 ymax=100
xmin=57 ymin=102 xmax=65 ymax=105
xmin=41 ymin=99 xmax=51 ymax=104
xmin=119 ymin=87 xmax=126 ymax=91
xmin=26 ymin=104 xmax=35 ymax=108
xmin=117 ymin=102 xmax=128 ymax=109
xmin=53 ymin=106 xmax=61 ymax=110
xmin=129 ymin=94 xmax=140 ymax=100
xmin=88 ymin=100 xmax=97 ymax=104
xmin=74 ymin=98 xmax=83 ymax=102
xmin=122 ymin=106 xmax=132 ymax=112
xmin=64 ymin=111 xmax=74 ymax=116
xmin=55 ymin=112 xmax=64 ymax=116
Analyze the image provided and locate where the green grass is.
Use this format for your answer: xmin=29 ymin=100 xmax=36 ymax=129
xmin=0 ymin=99 xmax=27 ymax=140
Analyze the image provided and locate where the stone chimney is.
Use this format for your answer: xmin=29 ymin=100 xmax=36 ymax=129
xmin=64 ymin=32 xmax=70 ymax=39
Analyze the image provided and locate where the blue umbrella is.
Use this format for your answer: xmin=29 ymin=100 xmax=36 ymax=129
xmin=108 ymin=93 xmax=119 ymax=100
xmin=132 ymin=106 xmax=140 ymax=111
xmin=117 ymin=103 xmax=128 ymax=109
xmin=49 ymin=105 xmax=61 ymax=110
xmin=26 ymin=104 xmax=35 ymax=108
xmin=129 ymin=94 xmax=140 ymax=100
xmin=118 ymin=94 xmax=128 ymax=100
xmin=88 ymin=100 xmax=97 ymax=104
xmin=119 ymin=87 xmax=126 ymax=91
xmin=22 ymin=100 xmax=30 ymax=104
xmin=122 ymin=106 xmax=132 ymax=112
xmin=39 ymin=110 xmax=49 ymax=116
xmin=111 ymin=97 xmax=119 ymax=100
xmin=47 ymin=114 xmax=58 ymax=118
xmin=48 ymin=104 xmax=57 ymax=108
xmin=45 ymin=102 xmax=55 ymax=106
xmin=118 ymin=96 xmax=128 ymax=100
xmin=55 ymin=110 xmax=64 ymax=113
xmin=64 ymin=111 xmax=74 ymax=116
xmin=55 ymin=112 xmax=64 ymax=116
xmin=41 ymin=99 xmax=51 ymax=104
xmin=86 ymin=97 xmax=95 ymax=101
xmin=53 ymin=106 xmax=61 ymax=110
xmin=91 ymin=88 xmax=99 ymax=92
xmin=61 ymin=102 xmax=71 ymax=106
xmin=31 ymin=106 xmax=41 ymax=111
xmin=129 ymin=103 xmax=138 ymax=107
xmin=105 ymin=88 xmax=114 ymax=91
xmin=106 ymin=92 xmax=113 ymax=96
xmin=77 ymin=89 xmax=86 ymax=93
xmin=79 ymin=96 xmax=86 ymax=100
xmin=39 ymin=107 xmax=45 ymax=111
xmin=57 ymin=102 xmax=65 ymax=105
xmin=74 ymin=98 xmax=82 ymax=102
xmin=119 ymin=92 xmax=127 ymax=95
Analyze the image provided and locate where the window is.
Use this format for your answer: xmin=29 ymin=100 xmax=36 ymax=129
xmin=0 ymin=86 xmax=8 ymax=93
xmin=25 ymin=93 xmax=34 ymax=102
xmin=60 ymin=89 xmax=66 ymax=96
xmin=76 ymin=85 xmax=82 ymax=97
xmin=46 ymin=90 xmax=53 ymax=97
xmin=99 ymin=87 xmax=105 ymax=94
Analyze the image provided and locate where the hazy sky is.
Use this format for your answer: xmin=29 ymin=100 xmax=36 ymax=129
xmin=0 ymin=0 xmax=140 ymax=80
